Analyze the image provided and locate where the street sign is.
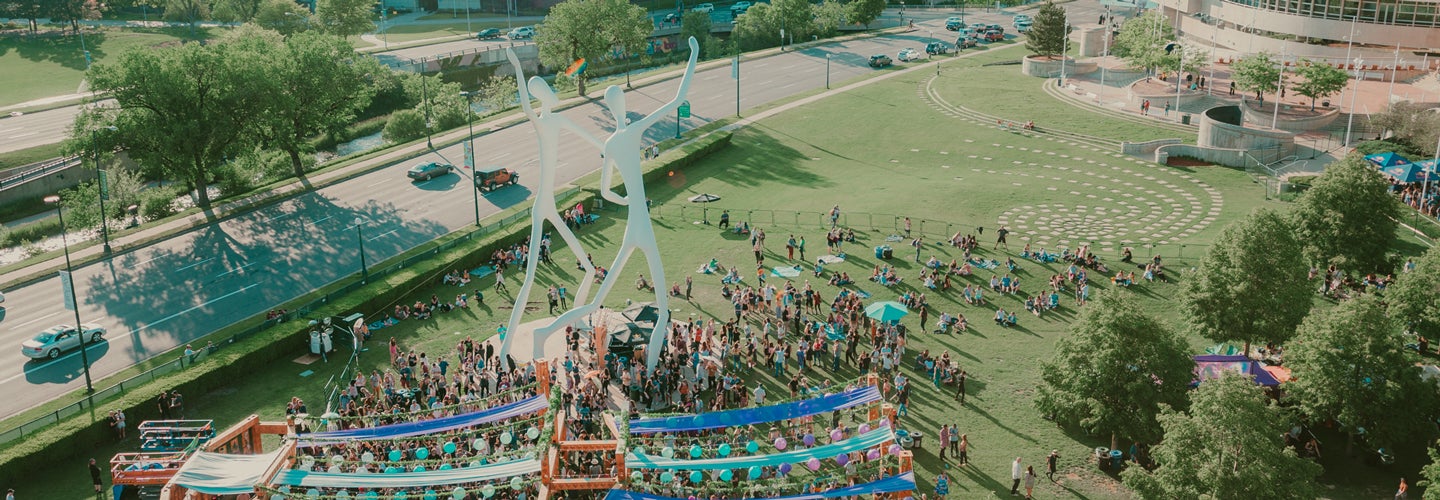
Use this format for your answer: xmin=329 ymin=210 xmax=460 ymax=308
xmin=678 ymin=101 xmax=691 ymax=118
xmin=99 ymin=170 xmax=109 ymax=200
xmin=60 ymin=271 xmax=75 ymax=311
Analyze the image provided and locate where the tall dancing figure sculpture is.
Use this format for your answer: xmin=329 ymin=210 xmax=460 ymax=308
xmin=496 ymin=49 xmax=604 ymax=367
xmin=532 ymin=37 xmax=700 ymax=372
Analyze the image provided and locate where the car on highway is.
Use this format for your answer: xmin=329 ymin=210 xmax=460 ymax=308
xmin=944 ymin=16 xmax=964 ymax=30
xmin=925 ymin=41 xmax=950 ymax=55
xmin=897 ymin=48 xmax=922 ymax=62
xmin=407 ymin=162 xmax=455 ymax=181
xmin=475 ymin=166 xmax=520 ymax=191
xmin=955 ymin=35 xmax=978 ymax=48
xmin=730 ymin=1 xmax=751 ymax=13
xmin=508 ymin=26 xmax=535 ymax=39
xmin=22 ymin=324 xmax=106 ymax=360
xmin=868 ymin=54 xmax=893 ymax=68
xmin=692 ymin=2 xmax=714 ymax=12
xmin=664 ymin=12 xmax=681 ymax=23
xmin=476 ymin=28 xmax=502 ymax=40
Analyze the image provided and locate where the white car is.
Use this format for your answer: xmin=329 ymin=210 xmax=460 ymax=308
xmin=508 ymin=26 xmax=535 ymax=39
xmin=897 ymin=47 xmax=923 ymax=62
xmin=692 ymin=3 xmax=714 ymax=12
xmin=22 ymin=324 xmax=106 ymax=360
xmin=730 ymin=1 xmax=751 ymax=13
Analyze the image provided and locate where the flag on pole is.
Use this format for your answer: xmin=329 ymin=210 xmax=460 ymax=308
xmin=565 ymin=58 xmax=587 ymax=76
xmin=463 ymin=141 xmax=474 ymax=170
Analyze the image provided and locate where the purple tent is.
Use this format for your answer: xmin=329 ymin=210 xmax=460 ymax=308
xmin=1192 ymin=355 xmax=1280 ymax=387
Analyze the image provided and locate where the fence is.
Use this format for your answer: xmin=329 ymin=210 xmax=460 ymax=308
xmin=0 ymin=191 xmax=570 ymax=446
xmin=0 ymin=156 xmax=80 ymax=193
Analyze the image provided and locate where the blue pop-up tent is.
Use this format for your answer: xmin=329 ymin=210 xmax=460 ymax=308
xmin=1366 ymin=152 xmax=1412 ymax=168
xmin=1381 ymin=163 xmax=1424 ymax=183
xmin=1192 ymin=355 xmax=1280 ymax=387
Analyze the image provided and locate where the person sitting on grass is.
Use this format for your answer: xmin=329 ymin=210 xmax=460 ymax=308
xmin=704 ymin=258 xmax=721 ymax=274
xmin=723 ymin=266 xmax=742 ymax=284
xmin=927 ymin=256 xmax=943 ymax=269
xmin=994 ymin=308 xmax=1007 ymax=326
xmin=670 ymin=282 xmax=683 ymax=297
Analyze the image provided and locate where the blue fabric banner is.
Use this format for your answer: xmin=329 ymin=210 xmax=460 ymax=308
xmin=627 ymin=429 xmax=895 ymax=471
xmin=272 ymin=458 xmax=541 ymax=489
xmin=297 ymin=395 xmax=547 ymax=447
xmin=602 ymin=471 xmax=915 ymax=500
xmin=629 ymin=386 xmax=881 ymax=435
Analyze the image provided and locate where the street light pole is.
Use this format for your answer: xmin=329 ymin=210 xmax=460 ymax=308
xmin=466 ymin=0 xmax=472 ymax=34
xmin=45 ymin=195 xmax=94 ymax=394
xmin=1346 ymin=57 xmax=1364 ymax=148
xmin=1272 ymin=42 xmax=1286 ymax=129
xmin=461 ymin=91 xmax=481 ymax=227
xmin=825 ymin=53 xmax=831 ymax=89
xmin=1388 ymin=43 xmax=1402 ymax=105
xmin=91 ymin=127 xmax=115 ymax=254
xmin=422 ymin=58 xmax=433 ymax=150
xmin=354 ymin=217 xmax=369 ymax=283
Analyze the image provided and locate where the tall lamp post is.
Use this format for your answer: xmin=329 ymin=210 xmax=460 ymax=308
xmin=45 ymin=195 xmax=95 ymax=394
xmin=354 ymin=217 xmax=369 ymax=283
xmin=1345 ymin=57 xmax=1364 ymax=147
xmin=825 ymin=53 xmax=831 ymax=89
xmin=90 ymin=125 xmax=117 ymax=254
xmin=460 ymin=91 xmax=481 ymax=227
xmin=421 ymin=58 xmax=434 ymax=149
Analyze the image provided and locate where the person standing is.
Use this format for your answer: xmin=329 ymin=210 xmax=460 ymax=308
xmin=994 ymin=226 xmax=1009 ymax=250
xmin=912 ymin=237 xmax=923 ymax=262
xmin=157 ymin=390 xmax=170 ymax=420
xmin=169 ymin=392 xmax=184 ymax=420
xmin=956 ymin=370 xmax=967 ymax=404
xmin=1047 ymin=450 xmax=1060 ymax=481
xmin=1397 ymin=477 xmax=1409 ymax=499
xmin=684 ymin=276 xmax=693 ymax=300
xmin=1010 ymin=457 xmax=1023 ymax=496
xmin=1024 ymin=465 xmax=1037 ymax=499
xmin=938 ymin=424 xmax=950 ymax=460
xmin=786 ymin=235 xmax=797 ymax=260
xmin=90 ymin=458 xmax=104 ymax=499
xmin=949 ymin=424 xmax=960 ymax=457
xmin=904 ymin=217 xmax=913 ymax=237
xmin=493 ymin=268 xmax=508 ymax=294
xmin=934 ymin=468 xmax=950 ymax=499
xmin=798 ymin=236 xmax=806 ymax=261
xmin=547 ymin=286 xmax=559 ymax=315
xmin=114 ymin=409 xmax=126 ymax=440
xmin=958 ymin=434 xmax=969 ymax=465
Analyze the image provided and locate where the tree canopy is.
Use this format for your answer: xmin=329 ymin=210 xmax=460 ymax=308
xmin=1035 ymin=287 xmax=1194 ymax=449
xmin=1122 ymin=373 xmax=1322 ymax=500
xmin=1290 ymin=153 xmax=1400 ymax=272
xmin=315 ymin=0 xmax=375 ymax=37
xmin=1025 ymin=0 xmax=1069 ymax=58
xmin=1284 ymin=295 xmax=1437 ymax=452
xmin=253 ymin=0 xmax=314 ymax=36
xmin=1231 ymin=52 xmax=1282 ymax=100
xmin=1388 ymin=246 xmax=1440 ymax=338
xmin=1291 ymin=60 xmax=1349 ymax=111
xmin=731 ymin=0 xmax=816 ymax=51
xmin=1372 ymin=101 xmax=1440 ymax=157
xmin=1112 ymin=10 xmax=1172 ymax=73
xmin=535 ymin=0 xmax=653 ymax=96
xmin=845 ymin=0 xmax=885 ymax=28
xmin=1181 ymin=208 xmax=1312 ymax=352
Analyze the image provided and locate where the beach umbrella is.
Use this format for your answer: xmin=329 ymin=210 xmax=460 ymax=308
xmin=864 ymin=301 xmax=910 ymax=323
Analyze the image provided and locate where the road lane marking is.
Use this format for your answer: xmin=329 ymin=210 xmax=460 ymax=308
xmin=176 ymin=257 xmax=215 ymax=272
xmin=211 ymin=261 xmax=262 ymax=280
xmin=368 ymin=179 xmax=390 ymax=187
xmin=129 ymin=283 xmax=262 ymax=336
xmin=368 ymin=229 xmax=399 ymax=241
xmin=262 ymin=212 xmax=294 ymax=224
xmin=10 ymin=311 xmax=61 ymax=329
xmin=310 ymin=215 xmax=335 ymax=226
xmin=7 ymin=132 xmax=37 ymax=139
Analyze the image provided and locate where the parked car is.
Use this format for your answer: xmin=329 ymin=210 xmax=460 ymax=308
xmin=970 ymin=22 xmax=988 ymax=30
xmin=1015 ymin=21 xmax=1033 ymax=33
xmin=984 ymin=29 xmax=1004 ymax=42
xmin=730 ymin=1 xmax=751 ymax=13
xmin=22 ymin=324 xmax=106 ymax=360
xmin=475 ymin=166 xmax=520 ymax=191
xmin=692 ymin=2 xmax=714 ymax=12
xmin=925 ymin=42 xmax=950 ymax=55
xmin=944 ymin=16 xmax=964 ymax=30
xmin=868 ymin=54 xmax=893 ymax=68
xmin=664 ymin=12 xmax=680 ymax=23
xmin=475 ymin=28 xmax=502 ymax=40
xmin=955 ymin=36 xmax=978 ymax=48
xmin=986 ymin=24 xmax=1004 ymax=33
xmin=956 ymin=27 xmax=975 ymax=38
xmin=897 ymin=47 xmax=922 ymax=62
xmin=1012 ymin=14 xmax=1031 ymax=24
xmin=508 ymin=26 xmax=535 ymax=39
xmin=407 ymin=162 xmax=454 ymax=181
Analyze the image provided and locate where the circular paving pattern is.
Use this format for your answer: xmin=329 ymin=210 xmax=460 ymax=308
xmin=917 ymin=77 xmax=1224 ymax=253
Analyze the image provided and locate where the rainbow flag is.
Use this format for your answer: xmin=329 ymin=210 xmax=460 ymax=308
xmin=564 ymin=58 xmax=587 ymax=76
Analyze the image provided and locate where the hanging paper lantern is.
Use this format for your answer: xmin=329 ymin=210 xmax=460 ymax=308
xmin=660 ymin=472 xmax=675 ymax=484
xmin=527 ymin=427 xmax=541 ymax=440
xmin=748 ymin=466 xmax=762 ymax=480
xmin=858 ymin=423 xmax=871 ymax=434
xmin=416 ymin=447 xmax=430 ymax=460
xmin=746 ymin=441 xmax=759 ymax=454
xmin=689 ymin=470 xmax=703 ymax=484
xmin=511 ymin=477 xmax=524 ymax=490
xmin=365 ymin=492 xmax=379 ymax=500
xmin=835 ymin=454 xmax=849 ymax=466
xmin=802 ymin=434 xmax=816 ymax=447
xmin=443 ymin=442 xmax=457 ymax=455
xmin=889 ymin=444 xmax=903 ymax=456
xmin=661 ymin=446 xmax=676 ymax=459
xmin=719 ymin=469 xmax=733 ymax=481
xmin=395 ymin=492 xmax=409 ymax=500
xmin=385 ymin=466 xmax=401 ymax=474
xmin=631 ymin=471 xmax=643 ymax=482
xmin=307 ymin=491 xmax=322 ymax=498
xmin=481 ymin=484 xmax=495 ymax=498
xmin=830 ymin=429 xmax=843 ymax=442
xmin=774 ymin=437 xmax=787 ymax=450
xmin=867 ymin=449 xmax=881 ymax=461
xmin=301 ymin=456 xmax=316 ymax=469
xmin=500 ymin=432 xmax=514 ymax=445
xmin=389 ymin=450 xmax=403 ymax=462
xmin=778 ymin=463 xmax=792 ymax=475
xmin=718 ymin=443 xmax=732 ymax=457
xmin=470 ymin=460 xmax=483 ymax=468
xmin=473 ymin=439 xmax=486 ymax=451
xmin=690 ymin=445 xmax=703 ymax=458
xmin=361 ymin=451 xmax=375 ymax=463
xmin=634 ymin=446 xmax=647 ymax=456
xmin=336 ymin=491 xmax=351 ymax=500
xmin=439 ymin=464 xmax=453 ymax=471
xmin=413 ymin=465 xmax=427 ymax=472
xmin=806 ymin=457 xmax=821 ymax=471
xmin=424 ymin=490 xmax=438 ymax=500
xmin=878 ymin=418 xmax=891 ymax=428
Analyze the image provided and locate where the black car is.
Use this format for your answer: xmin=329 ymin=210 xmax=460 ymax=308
xmin=475 ymin=28 xmax=501 ymax=40
xmin=868 ymin=54 xmax=893 ymax=68
xmin=407 ymin=162 xmax=454 ymax=181
xmin=925 ymin=41 xmax=950 ymax=55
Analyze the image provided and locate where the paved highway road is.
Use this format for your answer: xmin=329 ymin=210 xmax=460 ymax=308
xmin=0 ymin=104 xmax=88 ymax=155
xmin=0 ymin=5 xmax=1109 ymax=419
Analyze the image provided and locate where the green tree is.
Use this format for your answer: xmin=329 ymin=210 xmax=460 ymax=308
xmin=596 ymin=0 xmax=649 ymax=88
xmin=1372 ymin=101 xmax=1440 ymax=156
xmin=812 ymin=0 xmax=845 ymax=37
xmin=1291 ymin=59 xmax=1348 ymax=111
xmin=315 ymin=0 xmax=375 ymax=37
xmin=1231 ymin=52 xmax=1282 ymax=100
xmin=679 ymin=10 xmax=714 ymax=58
xmin=731 ymin=0 xmax=813 ymax=51
xmin=1388 ymin=246 xmax=1440 ymax=338
xmin=382 ymin=108 xmax=427 ymax=143
xmin=1035 ymin=287 xmax=1194 ymax=450
xmin=477 ymin=73 xmax=518 ymax=113
xmin=59 ymin=167 xmax=144 ymax=231
xmin=253 ymin=0 xmax=313 ymax=36
xmin=211 ymin=0 xmax=262 ymax=22
xmin=84 ymin=39 xmax=268 ymax=208
xmin=535 ymin=0 xmax=650 ymax=96
xmin=845 ymin=0 xmax=884 ymax=28
xmin=1291 ymin=153 xmax=1400 ymax=272
xmin=45 ymin=0 xmax=104 ymax=32
xmin=1025 ymin=0 xmax=1068 ymax=58
xmin=0 ymin=0 xmax=45 ymax=33
xmin=1285 ymin=295 xmax=1437 ymax=454
xmin=1122 ymin=373 xmax=1322 ymax=500
xmin=1419 ymin=442 xmax=1440 ymax=500
xmin=1111 ymin=10 xmax=1171 ymax=73
xmin=1181 ymin=208 xmax=1312 ymax=354
xmin=244 ymin=28 xmax=380 ymax=177
xmin=163 ymin=0 xmax=210 ymax=27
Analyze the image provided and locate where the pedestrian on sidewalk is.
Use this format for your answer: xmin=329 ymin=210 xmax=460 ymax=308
xmin=1164 ymin=101 xmax=1171 ymax=116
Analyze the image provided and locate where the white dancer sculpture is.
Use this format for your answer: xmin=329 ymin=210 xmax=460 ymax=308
xmin=496 ymin=49 xmax=605 ymax=367
xmin=530 ymin=37 xmax=700 ymax=373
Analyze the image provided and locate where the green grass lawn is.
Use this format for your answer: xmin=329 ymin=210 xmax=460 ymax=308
xmin=0 ymin=27 xmax=218 ymax=108
xmin=377 ymin=21 xmax=515 ymax=43
xmin=16 ymin=46 xmax=1423 ymax=499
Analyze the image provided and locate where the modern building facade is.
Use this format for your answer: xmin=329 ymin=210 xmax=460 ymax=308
xmin=1157 ymin=0 xmax=1440 ymax=56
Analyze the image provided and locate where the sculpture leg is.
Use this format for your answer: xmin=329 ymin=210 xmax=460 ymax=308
xmin=531 ymin=242 xmax=638 ymax=340
xmin=637 ymin=239 xmax=671 ymax=373
xmin=546 ymin=211 xmax=597 ymax=305
xmin=497 ymin=212 xmax=550 ymax=370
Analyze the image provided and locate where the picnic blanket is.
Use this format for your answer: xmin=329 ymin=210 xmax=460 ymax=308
xmin=469 ymin=265 xmax=496 ymax=278
xmin=818 ymin=254 xmax=846 ymax=265
xmin=854 ymin=290 xmax=872 ymax=299
xmin=885 ymin=234 xmax=905 ymax=242
xmin=771 ymin=266 xmax=803 ymax=278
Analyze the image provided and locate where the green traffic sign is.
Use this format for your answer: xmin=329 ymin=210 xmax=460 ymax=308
xmin=678 ymin=101 xmax=691 ymax=118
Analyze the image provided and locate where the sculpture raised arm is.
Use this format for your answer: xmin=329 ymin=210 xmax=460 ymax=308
xmin=632 ymin=37 xmax=700 ymax=132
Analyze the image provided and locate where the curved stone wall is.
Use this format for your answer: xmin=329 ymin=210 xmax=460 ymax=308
xmin=1022 ymin=56 xmax=1096 ymax=78
xmin=1198 ymin=105 xmax=1296 ymax=155
xmin=1237 ymin=101 xmax=1342 ymax=132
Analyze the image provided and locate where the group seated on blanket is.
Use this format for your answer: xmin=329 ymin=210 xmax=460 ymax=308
xmin=1022 ymin=244 xmax=1057 ymax=263
xmin=898 ymin=291 xmax=927 ymax=310
xmin=916 ymin=349 xmax=962 ymax=385
xmin=563 ymin=206 xmax=597 ymax=229
xmin=827 ymin=272 xmax=855 ymax=286
xmin=1111 ymin=271 xmax=1138 ymax=287
xmin=870 ymin=265 xmax=901 ymax=286
xmin=1023 ymin=291 xmax=1061 ymax=317
xmin=920 ymin=269 xmax=950 ymax=290
xmin=933 ymin=311 xmax=967 ymax=334
xmin=925 ymin=256 xmax=945 ymax=270
xmin=949 ymin=231 xmax=980 ymax=251
xmin=969 ymin=257 xmax=1001 ymax=270
xmin=699 ymin=258 xmax=722 ymax=274
xmin=441 ymin=268 xmax=472 ymax=286
xmin=988 ymin=273 xmax=1021 ymax=294
xmin=947 ymin=258 xmax=974 ymax=276
xmin=960 ymin=284 xmax=987 ymax=305
xmin=993 ymin=308 xmax=1019 ymax=327
xmin=636 ymin=273 xmax=654 ymax=291
xmin=732 ymin=220 xmax=752 ymax=235
xmin=722 ymin=266 xmax=743 ymax=284
xmin=1062 ymin=245 xmax=1110 ymax=274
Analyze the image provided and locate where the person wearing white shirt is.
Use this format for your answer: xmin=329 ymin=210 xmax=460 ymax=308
xmin=1011 ymin=457 xmax=1023 ymax=496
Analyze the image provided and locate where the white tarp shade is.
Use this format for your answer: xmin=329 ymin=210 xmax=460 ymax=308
xmin=271 ymin=458 xmax=542 ymax=489
xmin=172 ymin=448 xmax=287 ymax=495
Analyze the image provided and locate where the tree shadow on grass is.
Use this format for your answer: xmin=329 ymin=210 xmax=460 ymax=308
xmin=648 ymin=129 xmax=828 ymax=192
xmin=0 ymin=31 xmax=103 ymax=71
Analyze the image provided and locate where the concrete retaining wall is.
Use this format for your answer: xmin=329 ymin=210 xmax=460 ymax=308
xmin=1197 ymin=105 xmax=1296 ymax=156
xmin=1022 ymin=56 xmax=1097 ymax=78
xmin=1155 ymin=143 xmax=1254 ymax=168
xmin=1122 ymin=138 xmax=1184 ymax=156
xmin=1236 ymin=101 xmax=1342 ymax=132
xmin=0 ymin=160 xmax=94 ymax=206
